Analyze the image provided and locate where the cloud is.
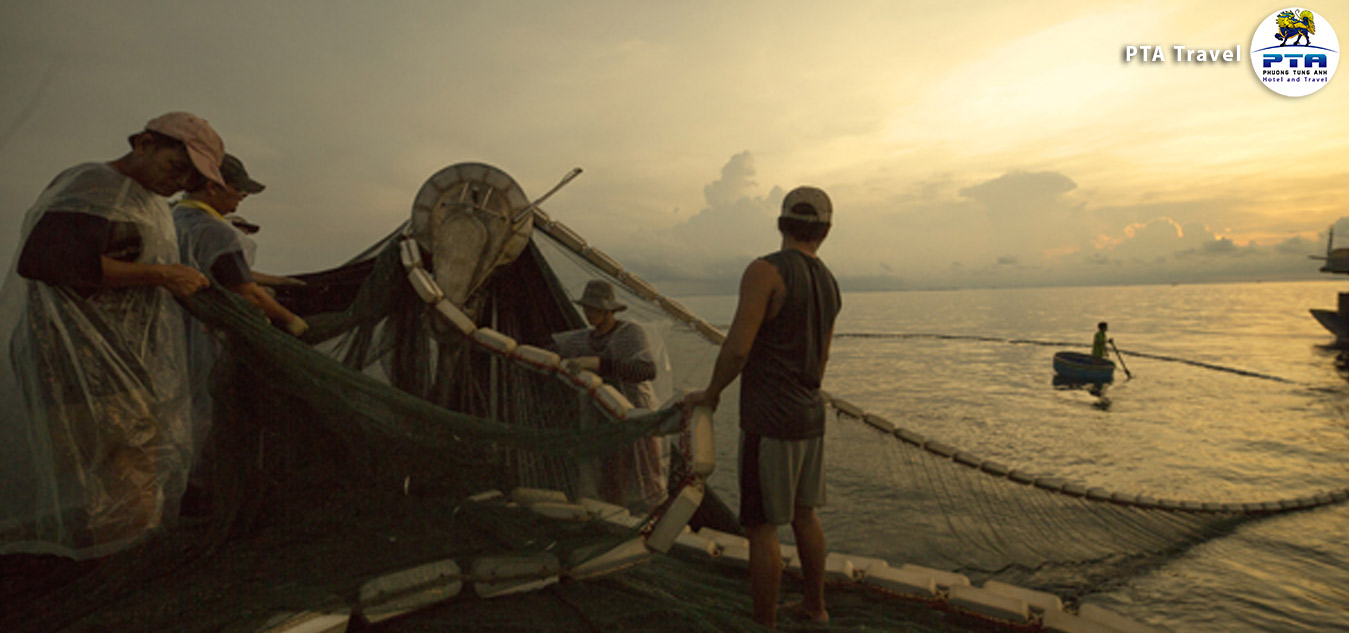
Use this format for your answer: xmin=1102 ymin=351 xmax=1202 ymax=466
xmin=603 ymin=160 xmax=1327 ymax=293
xmin=959 ymin=170 xmax=1078 ymax=212
xmin=608 ymin=152 xmax=784 ymax=292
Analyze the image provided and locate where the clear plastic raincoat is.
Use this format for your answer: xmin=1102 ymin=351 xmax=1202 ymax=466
xmin=0 ymin=163 xmax=193 ymax=559
xmin=553 ymin=321 xmax=667 ymax=513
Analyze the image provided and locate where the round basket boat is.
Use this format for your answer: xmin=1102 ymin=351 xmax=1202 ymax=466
xmin=1053 ymin=351 xmax=1115 ymax=383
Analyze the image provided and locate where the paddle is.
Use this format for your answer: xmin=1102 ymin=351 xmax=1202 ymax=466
xmin=1110 ymin=339 xmax=1133 ymax=379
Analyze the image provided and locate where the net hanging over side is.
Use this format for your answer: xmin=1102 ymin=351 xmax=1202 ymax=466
xmin=7 ymin=162 xmax=1343 ymax=633
xmin=527 ymin=199 xmax=1349 ymax=591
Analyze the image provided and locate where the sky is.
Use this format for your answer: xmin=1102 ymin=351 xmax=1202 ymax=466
xmin=1 ymin=0 xmax=1345 ymax=295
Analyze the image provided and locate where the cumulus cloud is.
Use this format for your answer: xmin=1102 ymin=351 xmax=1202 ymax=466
xmin=959 ymin=170 xmax=1077 ymax=212
xmin=607 ymin=159 xmax=1322 ymax=294
xmin=608 ymin=151 xmax=784 ymax=293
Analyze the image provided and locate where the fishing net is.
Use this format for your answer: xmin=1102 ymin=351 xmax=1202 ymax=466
xmin=4 ymin=164 xmax=1346 ymax=633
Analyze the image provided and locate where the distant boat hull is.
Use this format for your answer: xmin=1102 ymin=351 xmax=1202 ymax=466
xmin=1053 ymin=351 xmax=1115 ymax=383
xmin=1310 ymin=308 xmax=1349 ymax=347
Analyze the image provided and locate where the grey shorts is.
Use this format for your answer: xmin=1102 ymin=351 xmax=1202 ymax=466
xmin=738 ymin=432 xmax=825 ymax=527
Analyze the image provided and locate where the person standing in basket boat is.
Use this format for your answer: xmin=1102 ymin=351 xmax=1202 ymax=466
xmin=172 ymin=153 xmax=309 ymax=509
xmin=0 ymin=112 xmax=221 ymax=559
xmin=683 ymin=185 xmax=841 ymax=628
xmin=553 ymin=279 xmax=665 ymax=514
xmin=1092 ymin=321 xmax=1111 ymax=359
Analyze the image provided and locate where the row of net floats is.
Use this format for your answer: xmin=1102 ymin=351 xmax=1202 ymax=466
xmin=529 ymin=206 xmax=1349 ymax=517
xmin=256 ymin=480 xmax=1162 ymax=633
xmin=515 ymin=211 xmax=1179 ymax=633
xmin=825 ymin=393 xmax=1349 ymax=516
xmin=254 ymin=228 xmax=723 ymax=631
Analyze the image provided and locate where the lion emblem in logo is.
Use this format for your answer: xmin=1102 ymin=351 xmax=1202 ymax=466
xmin=1275 ymin=9 xmax=1317 ymax=46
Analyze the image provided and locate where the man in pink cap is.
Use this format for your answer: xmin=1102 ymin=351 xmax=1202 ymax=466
xmin=0 ymin=112 xmax=226 ymax=560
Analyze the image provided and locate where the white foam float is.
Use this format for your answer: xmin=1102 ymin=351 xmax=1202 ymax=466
xmin=895 ymin=428 xmax=926 ymax=446
xmin=558 ymin=367 xmax=603 ymax=391
xmin=657 ymin=296 xmax=697 ymax=324
xmin=471 ymin=327 xmax=517 ymax=355
xmin=407 ymin=267 xmax=444 ymax=303
xmin=693 ymin=319 xmax=724 ymax=341
xmin=593 ymin=384 xmax=633 ymax=419
xmin=673 ymin=529 xmax=720 ymax=558
xmin=822 ymin=553 xmax=857 ymax=582
xmin=861 ymin=566 xmax=938 ymax=598
xmin=358 ymin=559 xmax=462 ymax=624
xmin=547 ymin=222 xmax=587 ymax=253
xmin=646 ymin=483 xmax=705 ymax=554
xmin=618 ymin=271 xmax=660 ymax=300
xmin=863 ymin=413 xmax=897 ymax=434
xmin=980 ymin=579 xmax=1063 ymax=613
xmin=568 ymin=537 xmax=650 ymax=580
xmin=842 ymin=553 xmax=890 ymax=577
xmin=718 ymin=542 xmax=751 ymax=568
xmin=980 ymin=460 xmax=1011 ymax=477
xmin=582 ymin=246 xmax=623 ymax=277
xmin=1112 ymin=492 xmax=1139 ymax=505
xmin=471 ymin=553 xmax=561 ymax=598
xmin=467 ymin=489 xmax=503 ymax=503
xmin=948 ymin=585 xmax=1031 ymax=624
xmin=577 ymin=497 xmax=629 ymax=520
xmin=830 ymin=397 xmax=864 ymax=419
xmin=953 ymin=452 xmax=982 ymax=468
xmin=511 ymin=345 xmax=561 ymax=372
xmin=1033 ymin=478 xmax=1066 ymax=493
xmin=510 ymin=487 xmax=568 ymax=505
xmin=924 ymin=440 xmax=957 ymax=458
xmin=696 ymin=528 xmax=747 ymax=551
xmin=398 ymin=239 xmax=423 ymax=270
xmin=254 ymin=611 xmax=350 ymax=633
xmin=898 ymin=563 xmax=969 ymax=590
xmin=434 ymin=299 xmax=477 ymax=335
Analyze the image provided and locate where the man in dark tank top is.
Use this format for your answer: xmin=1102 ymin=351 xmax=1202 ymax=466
xmin=684 ymin=185 xmax=841 ymax=628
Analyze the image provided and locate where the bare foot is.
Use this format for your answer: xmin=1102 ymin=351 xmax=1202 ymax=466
xmin=780 ymin=600 xmax=829 ymax=625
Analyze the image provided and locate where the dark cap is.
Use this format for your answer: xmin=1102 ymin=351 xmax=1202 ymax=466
xmin=575 ymin=279 xmax=626 ymax=312
xmin=781 ymin=186 xmax=832 ymax=224
xmin=221 ymin=153 xmax=265 ymax=194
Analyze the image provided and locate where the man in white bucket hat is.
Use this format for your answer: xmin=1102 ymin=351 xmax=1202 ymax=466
xmin=554 ymin=279 xmax=665 ymax=513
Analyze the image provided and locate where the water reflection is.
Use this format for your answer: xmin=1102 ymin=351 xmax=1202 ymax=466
xmin=1051 ymin=375 xmax=1112 ymax=410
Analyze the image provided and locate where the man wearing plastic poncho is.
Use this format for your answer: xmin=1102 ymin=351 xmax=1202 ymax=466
xmin=0 ymin=112 xmax=224 ymax=560
xmin=554 ymin=279 xmax=667 ymax=514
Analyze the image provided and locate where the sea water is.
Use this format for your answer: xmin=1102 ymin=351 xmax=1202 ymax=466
xmin=679 ymin=279 xmax=1349 ymax=633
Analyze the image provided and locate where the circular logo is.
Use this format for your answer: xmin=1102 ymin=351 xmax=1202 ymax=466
xmin=1250 ymin=8 xmax=1339 ymax=96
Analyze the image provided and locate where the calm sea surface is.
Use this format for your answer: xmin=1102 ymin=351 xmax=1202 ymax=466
xmin=677 ymin=279 xmax=1349 ymax=633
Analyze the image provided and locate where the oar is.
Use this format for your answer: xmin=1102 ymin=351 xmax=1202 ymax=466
xmin=1110 ymin=340 xmax=1133 ymax=379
